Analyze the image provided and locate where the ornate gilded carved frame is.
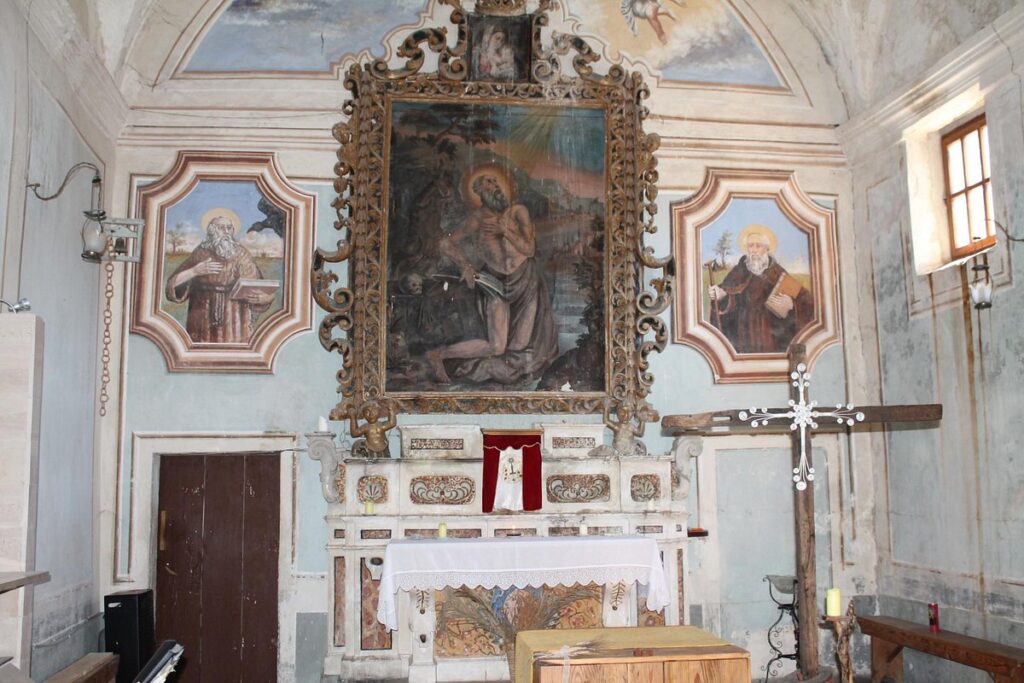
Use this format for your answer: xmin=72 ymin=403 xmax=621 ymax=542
xmin=312 ymin=0 xmax=671 ymax=449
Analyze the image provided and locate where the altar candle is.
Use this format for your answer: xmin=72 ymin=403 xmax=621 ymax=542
xmin=364 ymin=500 xmax=375 ymax=515
xmin=317 ymin=416 xmax=329 ymax=432
xmin=579 ymin=523 xmax=588 ymax=536
xmin=826 ymin=588 xmax=841 ymax=617
xmin=438 ymin=522 xmax=448 ymax=539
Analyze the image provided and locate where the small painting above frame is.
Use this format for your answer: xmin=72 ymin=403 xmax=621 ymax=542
xmin=671 ymin=169 xmax=841 ymax=383
xmin=312 ymin=0 xmax=671 ymax=453
xmin=131 ymin=151 xmax=315 ymax=373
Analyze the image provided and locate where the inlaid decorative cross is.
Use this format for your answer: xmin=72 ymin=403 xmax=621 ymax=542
xmin=661 ymin=344 xmax=942 ymax=680
xmin=739 ymin=362 xmax=864 ymax=490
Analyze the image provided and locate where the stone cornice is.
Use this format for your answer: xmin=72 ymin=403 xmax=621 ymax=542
xmin=838 ymin=5 xmax=1024 ymax=167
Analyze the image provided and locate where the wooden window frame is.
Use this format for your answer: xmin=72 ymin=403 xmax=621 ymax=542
xmin=942 ymin=114 xmax=995 ymax=259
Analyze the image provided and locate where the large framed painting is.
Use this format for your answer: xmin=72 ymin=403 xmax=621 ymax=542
xmin=313 ymin=0 xmax=671 ymax=451
xmin=131 ymin=151 xmax=315 ymax=372
xmin=671 ymin=169 xmax=841 ymax=383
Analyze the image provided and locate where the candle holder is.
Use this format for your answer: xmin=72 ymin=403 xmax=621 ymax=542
xmin=763 ymin=575 xmax=798 ymax=681
xmin=820 ymin=601 xmax=856 ymax=683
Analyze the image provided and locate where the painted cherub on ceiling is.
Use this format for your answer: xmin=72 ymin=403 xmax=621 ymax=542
xmin=184 ymin=0 xmax=781 ymax=89
xmin=619 ymin=0 xmax=686 ymax=45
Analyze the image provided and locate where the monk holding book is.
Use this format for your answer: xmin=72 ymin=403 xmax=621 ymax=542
xmin=707 ymin=225 xmax=813 ymax=354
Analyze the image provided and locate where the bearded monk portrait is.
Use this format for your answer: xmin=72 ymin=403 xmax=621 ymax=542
xmin=707 ymin=224 xmax=813 ymax=354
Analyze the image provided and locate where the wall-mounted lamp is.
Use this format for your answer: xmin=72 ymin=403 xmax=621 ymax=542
xmin=27 ymin=162 xmax=144 ymax=263
xmin=969 ymin=254 xmax=992 ymax=310
xmin=0 ymin=297 xmax=31 ymax=313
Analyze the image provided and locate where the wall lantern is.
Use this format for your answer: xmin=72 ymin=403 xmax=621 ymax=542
xmin=27 ymin=162 xmax=144 ymax=263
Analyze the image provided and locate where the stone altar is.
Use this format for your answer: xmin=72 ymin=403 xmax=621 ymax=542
xmin=307 ymin=431 xmax=697 ymax=682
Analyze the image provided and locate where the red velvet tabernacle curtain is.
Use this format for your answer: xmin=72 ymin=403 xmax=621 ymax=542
xmin=481 ymin=429 xmax=542 ymax=512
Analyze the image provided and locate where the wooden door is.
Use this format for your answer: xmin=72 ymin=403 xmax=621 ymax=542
xmin=155 ymin=453 xmax=280 ymax=682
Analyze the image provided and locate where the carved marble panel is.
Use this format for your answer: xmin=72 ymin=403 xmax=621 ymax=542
xmin=361 ymin=529 xmax=392 ymax=540
xmin=399 ymin=425 xmax=483 ymax=459
xmin=546 ymin=474 xmax=611 ymax=503
xmin=357 ymin=475 xmax=388 ymax=503
xmin=409 ymin=475 xmax=476 ymax=505
xmin=360 ymin=559 xmax=391 ymax=650
xmin=630 ymin=474 xmax=661 ymax=502
xmin=334 ymin=557 xmax=345 ymax=647
xmin=537 ymin=423 xmax=607 ymax=458
xmin=677 ymin=549 xmax=685 ymax=620
xmin=494 ymin=528 xmax=537 ymax=537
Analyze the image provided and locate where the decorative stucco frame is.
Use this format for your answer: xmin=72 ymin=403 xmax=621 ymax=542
xmin=313 ymin=0 xmax=672 ymax=448
xmin=131 ymin=151 xmax=315 ymax=372
xmin=671 ymin=169 xmax=841 ymax=383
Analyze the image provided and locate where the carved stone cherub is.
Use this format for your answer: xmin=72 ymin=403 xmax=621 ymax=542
xmin=348 ymin=402 xmax=396 ymax=458
xmin=602 ymin=401 xmax=652 ymax=456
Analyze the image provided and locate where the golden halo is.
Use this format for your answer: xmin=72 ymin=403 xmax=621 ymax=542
xmin=200 ymin=207 xmax=242 ymax=235
xmin=462 ymin=164 xmax=516 ymax=208
xmin=737 ymin=224 xmax=778 ymax=254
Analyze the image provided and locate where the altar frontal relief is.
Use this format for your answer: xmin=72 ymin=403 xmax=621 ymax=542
xmin=385 ymin=101 xmax=606 ymax=394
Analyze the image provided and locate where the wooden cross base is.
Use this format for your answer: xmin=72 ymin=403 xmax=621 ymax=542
xmin=820 ymin=602 xmax=857 ymax=683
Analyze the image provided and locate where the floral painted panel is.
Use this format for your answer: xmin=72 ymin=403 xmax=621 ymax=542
xmin=360 ymin=559 xmax=392 ymax=651
xmin=630 ymin=474 xmax=661 ymax=502
xmin=545 ymin=474 xmax=611 ymax=503
xmin=434 ymin=584 xmax=602 ymax=657
xmin=409 ymin=475 xmax=476 ymax=505
xmin=357 ymin=475 xmax=389 ymax=503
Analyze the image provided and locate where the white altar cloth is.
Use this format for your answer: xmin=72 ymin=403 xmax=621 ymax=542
xmin=377 ymin=535 xmax=669 ymax=631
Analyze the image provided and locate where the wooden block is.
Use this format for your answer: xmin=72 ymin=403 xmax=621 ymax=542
xmin=664 ymin=658 xmax=750 ymax=682
xmin=43 ymin=653 xmax=118 ymax=683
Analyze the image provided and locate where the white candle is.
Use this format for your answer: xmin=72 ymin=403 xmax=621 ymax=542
xmin=364 ymin=500 xmax=375 ymax=515
xmin=579 ymin=523 xmax=588 ymax=536
xmin=438 ymin=522 xmax=448 ymax=538
xmin=826 ymin=588 xmax=841 ymax=617
xmin=317 ymin=416 xmax=329 ymax=432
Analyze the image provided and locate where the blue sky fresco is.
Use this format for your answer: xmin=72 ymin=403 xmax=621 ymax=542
xmin=699 ymin=197 xmax=810 ymax=274
xmin=184 ymin=0 xmax=780 ymax=88
xmin=165 ymin=180 xmax=266 ymax=242
xmin=186 ymin=0 xmax=428 ymax=72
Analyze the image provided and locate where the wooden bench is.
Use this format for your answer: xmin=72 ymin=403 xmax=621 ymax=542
xmin=43 ymin=653 xmax=118 ymax=683
xmin=858 ymin=615 xmax=1024 ymax=683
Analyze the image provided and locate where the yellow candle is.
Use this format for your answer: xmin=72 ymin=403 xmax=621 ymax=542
xmin=438 ymin=522 xmax=448 ymax=538
xmin=364 ymin=500 xmax=375 ymax=515
xmin=826 ymin=588 xmax=841 ymax=617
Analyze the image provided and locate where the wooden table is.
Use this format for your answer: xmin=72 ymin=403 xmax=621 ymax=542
xmin=858 ymin=615 xmax=1024 ymax=682
xmin=517 ymin=625 xmax=750 ymax=683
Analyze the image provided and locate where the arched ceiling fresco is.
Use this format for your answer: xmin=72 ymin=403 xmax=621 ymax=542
xmin=183 ymin=0 xmax=782 ymax=88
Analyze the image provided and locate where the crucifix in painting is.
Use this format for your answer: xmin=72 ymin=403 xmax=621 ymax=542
xmin=662 ymin=344 xmax=942 ymax=680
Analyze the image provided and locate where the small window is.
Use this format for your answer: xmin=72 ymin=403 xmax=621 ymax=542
xmin=942 ymin=115 xmax=995 ymax=259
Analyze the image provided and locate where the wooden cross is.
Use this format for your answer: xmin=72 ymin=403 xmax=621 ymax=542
xmin=661 ymin=344 xmax=942 ymax=680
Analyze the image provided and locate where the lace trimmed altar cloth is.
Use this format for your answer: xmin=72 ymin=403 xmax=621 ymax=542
xmin=377 ymin=535 xmax=670 ymax=631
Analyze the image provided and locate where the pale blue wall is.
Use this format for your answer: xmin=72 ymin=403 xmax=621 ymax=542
xmin=19 ymin=78 xmax=104 ymax=679
xmin=121 ymin=185 xmax=847 ymax=567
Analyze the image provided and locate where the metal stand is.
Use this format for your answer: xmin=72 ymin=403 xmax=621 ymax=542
xmin=763 ymin=575 xmax=799 ymax=681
